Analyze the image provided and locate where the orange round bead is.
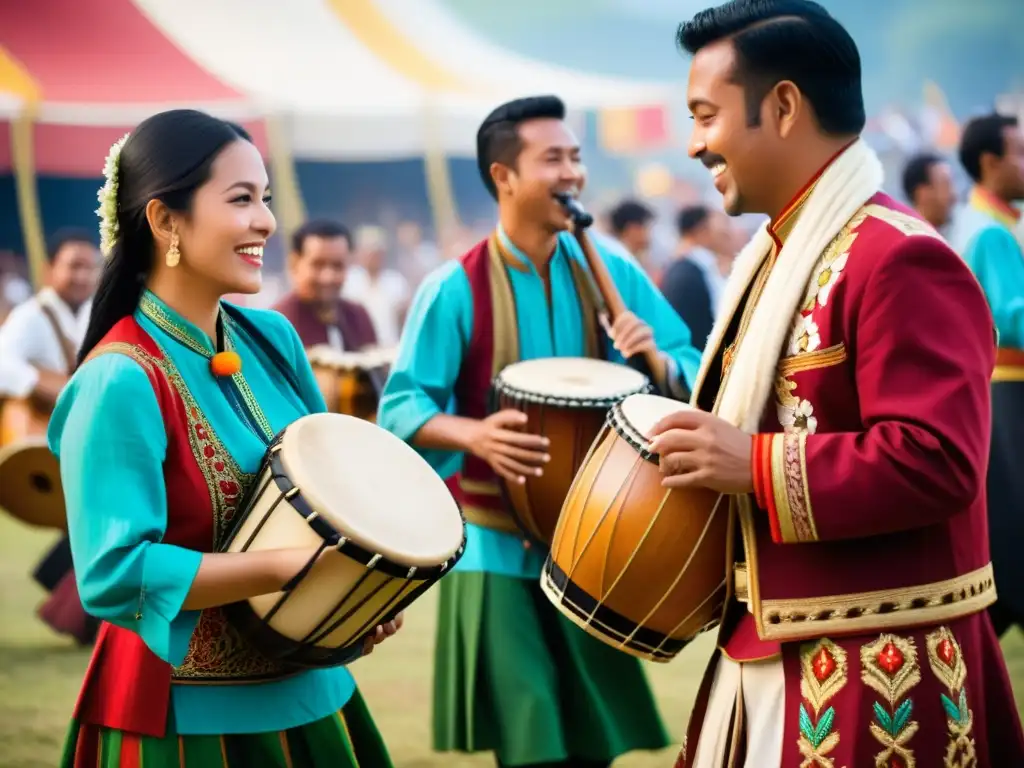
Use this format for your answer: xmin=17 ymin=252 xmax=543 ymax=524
xmin=210 ymin=350 xmax=242 ymax=377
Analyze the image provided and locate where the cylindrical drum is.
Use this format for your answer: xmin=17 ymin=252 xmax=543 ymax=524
xmin=307 ymin=346 xmax=395 ymax=421
xmin=222 ymin=412 xmax=466 ymax=668
xmin=492 ymin=357 xmax=650 ymax=546
xmin=541 ymin=393 xmax=728 ymax=662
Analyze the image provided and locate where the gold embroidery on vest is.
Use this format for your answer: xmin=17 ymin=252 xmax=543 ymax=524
xmin=797 ymin=638 xmax=848 ymax=767
xmin=925 ymin=626 xmax=977 ymax=767
xmin=86 ymin=340 xmax=293 ymax=683
xmin=861 ymin=633 xmax=922 ymax=767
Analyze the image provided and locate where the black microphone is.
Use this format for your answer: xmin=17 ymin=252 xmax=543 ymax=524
xmin=553 ymin=192 xmax=594 ymax=229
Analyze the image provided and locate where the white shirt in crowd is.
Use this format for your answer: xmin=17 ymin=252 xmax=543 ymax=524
xmin=343 ymin=265 xmax=410 ymax=347
xmin=0 ymin=286 xmax=91 ymax=398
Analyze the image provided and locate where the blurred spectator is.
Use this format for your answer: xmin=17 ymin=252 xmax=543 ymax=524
xmin=658 ymin=205 xmax=736 ymax=351
xmin=607 ymin=199 xmax=657 ymax=277
xmin=343 ymin=225 xmax=411 ymax=347
xmin=395 ymin=220 xmax=441 ymax=288
xmin=901 ymin=152 xmax=957 ymax=231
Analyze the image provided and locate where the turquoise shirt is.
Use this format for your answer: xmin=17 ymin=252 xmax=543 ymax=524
xmin=951 ymin=192 xmax=1024 ymax=348
xmin=377 ymin=229 xmax=702 ymax=579
xmin=48 ymin=291 xmax=357 ymax=735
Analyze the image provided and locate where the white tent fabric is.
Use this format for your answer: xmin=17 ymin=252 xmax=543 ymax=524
xmin=130 ymin=0 xmax=678 ymax=158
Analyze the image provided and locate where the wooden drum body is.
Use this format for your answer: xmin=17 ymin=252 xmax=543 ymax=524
xmin=0 ymin=436 xmax=66 ymax=531
xmin=542 ymin=394 xmax=728 ymax=662
xmin=492 ymin=357 xmax=650 ymax=546
xmin=308 ymin=346 xmax=394 ymax=422
xmin=222 ymin=412 xmax=466 ymax=669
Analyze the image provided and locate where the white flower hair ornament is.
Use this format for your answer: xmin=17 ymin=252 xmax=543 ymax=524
xmin=96 ymin=132 xmax=131 ymax=258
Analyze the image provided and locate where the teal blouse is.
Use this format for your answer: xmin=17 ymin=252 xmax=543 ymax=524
xmin=48 ymin=291 xmax=357 ymax=735
xmin=377 ymin=228 xmax=702 ymax=579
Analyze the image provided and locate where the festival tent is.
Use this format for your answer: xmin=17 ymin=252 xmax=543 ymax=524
xmin=133 ymin=0 xmax=681 ymax=230
xmin=1 ymin=0 xmax=682 ymax=282
xmin=0 ymin=0 xmax=269 ymax=282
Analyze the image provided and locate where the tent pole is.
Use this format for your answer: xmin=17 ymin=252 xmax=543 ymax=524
xmin=11 ymin=105 xmax=47 ymax=290
xmin=264 ymin=113 xmax=307 ymax=249
xmin=421 ymin=98 xmax=459 ymax=240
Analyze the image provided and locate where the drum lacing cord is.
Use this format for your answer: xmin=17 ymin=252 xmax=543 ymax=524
xmin=280 ymin=536 xmax=338 ymax=593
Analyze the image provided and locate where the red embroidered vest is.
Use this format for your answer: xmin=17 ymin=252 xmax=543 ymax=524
xmin=446 ymin=235 xmax=602 ymax=531
xmin=73 ymin=317 xmax=293 ymax=737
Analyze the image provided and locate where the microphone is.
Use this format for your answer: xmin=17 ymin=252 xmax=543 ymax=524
xmin=553 ymin=192 xmax=594 ymax=229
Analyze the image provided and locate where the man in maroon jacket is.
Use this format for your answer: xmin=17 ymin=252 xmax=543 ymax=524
xmin=271 ymin=219 xmax=377 ymax=351
xmin=653 ymin=1 xmax=1024 ymax=766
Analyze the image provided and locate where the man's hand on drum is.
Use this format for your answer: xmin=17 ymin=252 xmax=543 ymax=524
xmin=603 ymin=311 xmax=657 ymax=359
xmin=362 ymin=612 xmax=404 ymax=656
xmin=648 ymin=408 xmax=754 ymax=494
xmin=469 ymin=409 xmax=550 ymax=485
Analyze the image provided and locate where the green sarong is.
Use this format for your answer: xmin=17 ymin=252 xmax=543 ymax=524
xmin=433 ymin=570 xmax=670 ymax=766
xmin=60 ymin=686 xmax=392 ymax=767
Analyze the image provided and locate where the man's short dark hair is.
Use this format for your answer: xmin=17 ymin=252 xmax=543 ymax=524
xmin=676 ymin=0 xmax=865 ymax=136
xmin=291 ymin=219 xmax=352 ymax=256
xmin=901 ymin=153 xmax=945 ymax=202
xmin=609 ymin=200 xmax=654 ymax=236
xmin=47 ymin=228 xmax=95 ymax=263
xmin=476 ymin=95 xmax=566 ymax=200
xmin=958 ymin=113 xmax=1018 ymax=183
xmin=677 ymin=205 xmax=712 ymax=237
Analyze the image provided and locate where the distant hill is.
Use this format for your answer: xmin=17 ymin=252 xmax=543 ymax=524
xmin=439 ymin=0 xmax=1023 ymax=118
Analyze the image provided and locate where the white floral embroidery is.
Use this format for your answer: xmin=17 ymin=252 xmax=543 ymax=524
xmin=779 ymin=397 xmax=818 ymax=434
xmin=789 ymin=315 xmax=821 ymax=355
xmin=816 ymin=252 xmax=849 ymax=307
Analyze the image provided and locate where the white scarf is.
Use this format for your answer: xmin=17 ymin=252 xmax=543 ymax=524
xmin=691 ymin=139 xmax=884 ymax=431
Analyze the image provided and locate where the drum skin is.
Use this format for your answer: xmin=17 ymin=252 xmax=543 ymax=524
xmin=495 ymin=389 xmax=609 ymax=546
xmin=220 ymin=413 xmax=465 ymax=670
xmin=542 ymin=401 xmax=729 ymax=662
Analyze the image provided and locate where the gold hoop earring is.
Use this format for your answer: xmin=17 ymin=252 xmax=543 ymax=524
xmin=166 ymin=231 xmax=180 ymax=268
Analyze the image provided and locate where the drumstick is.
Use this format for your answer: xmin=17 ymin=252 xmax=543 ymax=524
xmin=554 ymin=193 xmax=665 ymax=387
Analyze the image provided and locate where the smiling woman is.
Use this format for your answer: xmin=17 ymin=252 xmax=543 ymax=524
xmin=48 ymin=110 xmax=397 ymax=767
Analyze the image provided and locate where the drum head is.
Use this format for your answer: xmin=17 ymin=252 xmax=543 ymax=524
xmin=0 ymin=437 xmax=66 ymax=530
xmin=279 ymin=413 xmax=464 ymax=567
xmin=615 ymin=394 xmax=695 ymax=450
xmin=495 ymin=358 xmax=649 ymax=405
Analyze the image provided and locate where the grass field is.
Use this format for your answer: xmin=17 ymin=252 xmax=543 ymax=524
xmin=2 ymin=514 xmax=1023 ymax=768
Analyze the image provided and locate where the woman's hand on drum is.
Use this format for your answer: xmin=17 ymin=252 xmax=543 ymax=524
xmin=469 ymin=410 xmax=551 ymax=485
xmin=648 ymin=409 xmax=754 ymax=494
xmin=361 ymin=612 xmax=404 ymax=656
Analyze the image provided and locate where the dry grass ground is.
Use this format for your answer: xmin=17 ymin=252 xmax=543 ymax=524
xmin=2 ymin=513 xmax=1022 ymax=767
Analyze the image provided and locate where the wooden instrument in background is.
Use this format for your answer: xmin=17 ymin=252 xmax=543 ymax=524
xmin=0 ymin=396 xmax=51 ymax=446
xmin=554 ymin=193 xmax=665 ymax=385
xmin=0 ymin=366 xmax=68 ymax=531
xmin=307 ymin=346 xmax=396 ymax=422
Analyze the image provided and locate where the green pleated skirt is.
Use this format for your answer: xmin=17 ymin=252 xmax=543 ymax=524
xmin=433 ymin=570 xmax=670 ymax=766
xmin=60 ymin=686 xmax=392 ymax=768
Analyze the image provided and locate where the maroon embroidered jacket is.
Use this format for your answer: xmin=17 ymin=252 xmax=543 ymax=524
xmin=677 ymin=191 xmax=1024 ymax=767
